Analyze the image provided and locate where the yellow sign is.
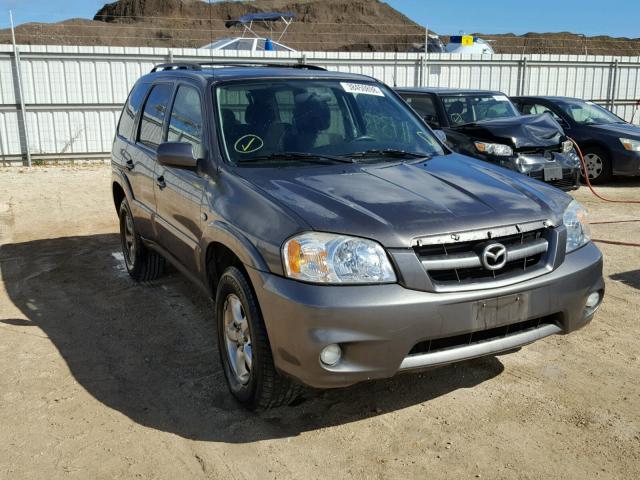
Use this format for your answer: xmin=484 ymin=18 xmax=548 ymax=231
xmin=461 ymin=35 xmax=474 ymax=46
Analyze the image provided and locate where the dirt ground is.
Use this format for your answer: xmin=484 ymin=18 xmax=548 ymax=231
xmin=1 ymin=165 xmax=639 ymax=480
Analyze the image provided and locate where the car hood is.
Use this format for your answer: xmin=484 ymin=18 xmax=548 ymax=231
xmin=587 ymin=122 xmax=640 ymax=138
xmin=235 ymin=154 xmax=570 ymax=248
xmin=450 ymin=114 xmax=564 ymax=149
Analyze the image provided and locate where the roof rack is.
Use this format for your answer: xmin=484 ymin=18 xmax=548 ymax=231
xmin=150 ymin=61 xmax=326 ymax=73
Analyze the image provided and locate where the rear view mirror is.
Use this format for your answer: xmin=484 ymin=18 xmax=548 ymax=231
xmin=433 ymin=130 xmax=447 ymax=143
xmin=157 ymin=142 xmax=198 ymax=168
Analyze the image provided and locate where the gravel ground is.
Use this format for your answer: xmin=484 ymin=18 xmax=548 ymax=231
xmin=0 ymin=166 xmax=639 ymax=480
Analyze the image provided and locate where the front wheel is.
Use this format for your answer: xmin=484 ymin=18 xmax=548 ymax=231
xmin=215 ymin=266 xmax=301 ymax=410
xmin=582 ymin=147 xmax=612 ymax=184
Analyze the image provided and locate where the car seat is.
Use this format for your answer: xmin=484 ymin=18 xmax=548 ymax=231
xmin=284 ymin=93 xmax=331 ymax=152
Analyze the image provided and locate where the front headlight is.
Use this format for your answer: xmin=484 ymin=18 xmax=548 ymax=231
xmin=620 ymin=138 xmax=640 ymax=152
xmin=562 ymin=140 xmax=574 ymax=153
xmin=474 ymin=141 xmax=513 ymax=156
xmin=283 ymin=232 xmax=396 ymax=284
xmin=563 ymin=200 xmax=591 ymax=253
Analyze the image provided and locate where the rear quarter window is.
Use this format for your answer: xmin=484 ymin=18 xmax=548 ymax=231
xmin=117 ymin=82 xmax=149 ymax=140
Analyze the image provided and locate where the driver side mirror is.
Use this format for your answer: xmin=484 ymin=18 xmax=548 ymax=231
xmin=433 ymin=130 xmax=447 ymax=143
xmin=157 ymin=142 xmax=198 ymax=168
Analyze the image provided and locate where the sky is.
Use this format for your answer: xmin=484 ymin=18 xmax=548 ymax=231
xmin=0 ymin=0 xmax=638 ymax=38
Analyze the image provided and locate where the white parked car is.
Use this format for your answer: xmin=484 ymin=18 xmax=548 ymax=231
xmin=201 ymin=37 xmax=296 ymax=53
xmin=446 ymin=36 xmax=495 ymax=54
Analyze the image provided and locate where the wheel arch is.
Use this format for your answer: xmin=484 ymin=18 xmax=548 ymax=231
xmin=202 ymin=221 xmax=270 ymax=295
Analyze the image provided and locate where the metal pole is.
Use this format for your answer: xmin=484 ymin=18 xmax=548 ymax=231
xmin=10 ymin=11 xmax=31 ymax=167
xmin=520 ymin=57 xmax=528 ymax=96
xmin=609 ymin=59 xmax=619 ymax=111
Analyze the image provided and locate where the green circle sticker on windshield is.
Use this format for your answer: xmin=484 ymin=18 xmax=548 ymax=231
xmin=234 ymin=134 xmax=264 ymax=154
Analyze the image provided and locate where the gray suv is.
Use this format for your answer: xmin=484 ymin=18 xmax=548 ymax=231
xmin=111 ymin=62 xmax=604 ymax=409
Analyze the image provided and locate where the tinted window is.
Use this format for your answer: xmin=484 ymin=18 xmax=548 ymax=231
xmin=138 ymin=84 xmax=173 ymax=150
xmin=167 ymin=86 xmax=204 ymax=158
xmin=557 ymin=100 xmax=624 ymax=125
xmin=520 ymin=102 xmax=561 ymax=120
xmin=117 ymin=82 xmax=149 ymax=140
xmin=402 ymin=94 xmax=440 ymax=127
xmin=442 ymin=94 xmax=519 ymax=125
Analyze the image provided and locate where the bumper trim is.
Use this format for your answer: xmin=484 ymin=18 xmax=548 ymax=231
xmin=398 ymin=323 xmax=562 ymax=371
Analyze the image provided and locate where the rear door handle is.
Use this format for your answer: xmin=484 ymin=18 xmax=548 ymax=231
xmin=156 ymin=175 xmax=166 ymax=189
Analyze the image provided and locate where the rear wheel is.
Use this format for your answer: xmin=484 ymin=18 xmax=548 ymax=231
xmin=118 ymin=199 xmax=165 ymax=281
xmin=582 ymin=147 xmax=612 ymax=184
xmin=216 ymin=266 xmax=301 ymax=410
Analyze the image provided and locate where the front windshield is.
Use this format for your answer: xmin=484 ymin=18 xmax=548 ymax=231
xmin=442 ymin=93 xmax=519 ymax=126
xmin=557 ymin=100 xmax=624 ymax=125
xmin=215 ymin=79 xmax=444 ymax=165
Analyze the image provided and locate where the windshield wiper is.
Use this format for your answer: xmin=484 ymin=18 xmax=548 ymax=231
xmin=345 ymin=149 xmax=432 ymax=160
xmin=236 ymin=152 xmax=355 ymax=164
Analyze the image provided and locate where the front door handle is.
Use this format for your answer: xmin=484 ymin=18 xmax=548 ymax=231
xmin=125 ymin=159 xmax=134 ymax=170
xmin=156 ymin=176 xmax=166 ymax=189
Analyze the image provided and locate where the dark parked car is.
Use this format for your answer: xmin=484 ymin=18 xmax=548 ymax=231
xmin=112 ymin=62 xmax=603 ymax=409
xmin=512 ymin=96 xmax=640 ymax=183
xmin=396 ymin=88 xmax=581 ymax=190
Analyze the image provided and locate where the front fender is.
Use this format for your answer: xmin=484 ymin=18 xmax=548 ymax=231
xmin=200 ymin=220 xmax=271 ymax=276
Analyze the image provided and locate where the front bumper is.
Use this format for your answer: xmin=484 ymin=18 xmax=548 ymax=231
xmin=495 ymin=152 xmax=581 ymax=191
xmin=248 ymin=242 xmax=604 ymax=389
xmin=612 ymin=149 xmax=640 ymax=176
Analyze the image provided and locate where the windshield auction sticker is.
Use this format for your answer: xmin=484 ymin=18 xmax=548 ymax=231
xmin=341 ymin=82 xmax=385 ymax=97
xmin=234 ymin=134 xmax=264 ymax=154
xmin=493 ymin=95 xmax=510 ymax=102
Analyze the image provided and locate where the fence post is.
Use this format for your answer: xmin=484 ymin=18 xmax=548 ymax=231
xmin=608 ymin=59 xmax=619 ymax=111
xmin=517 ymin=57 xmax=528 ymax=96
xmin=10 ymin=11 xmax=31 ymax=167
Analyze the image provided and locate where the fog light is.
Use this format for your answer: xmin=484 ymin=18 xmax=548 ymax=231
xmin=320 ymin=344 xmax=342 ymax=366
xmin=586 ymin=291 xmax=601 ymax=309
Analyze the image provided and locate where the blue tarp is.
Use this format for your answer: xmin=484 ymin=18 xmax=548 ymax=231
xmin=225 ymin=12 xmax=295 ymax=28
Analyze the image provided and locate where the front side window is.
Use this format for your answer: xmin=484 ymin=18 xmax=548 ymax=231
xmin=167 ymin=86 xmax=204 ymax=158
xmin=442 ymin=94 xmax=520 ymax=126
xmin=138 ymin=84 xmax=173 ymax=151
xmin=557 ymin=100 xmax=624 ymax=125
xmin=215 ymin=79 xmax=444 ymax=165
xmin=117 ymin=82 xmax=149 ymax=140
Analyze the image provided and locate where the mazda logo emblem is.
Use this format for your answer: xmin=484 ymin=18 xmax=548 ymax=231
xmin=481 ymin=243 xmax=508 ymax=271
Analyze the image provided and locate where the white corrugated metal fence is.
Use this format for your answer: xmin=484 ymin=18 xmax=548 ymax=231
xmin=1 ymin=44 xmax=639 ymax=165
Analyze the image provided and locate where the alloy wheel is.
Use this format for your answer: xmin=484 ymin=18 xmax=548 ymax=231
xmin=584 ymin=153 xmax=603 ymax=180
xmin=223 ymin=294 xmax=253 ymax=385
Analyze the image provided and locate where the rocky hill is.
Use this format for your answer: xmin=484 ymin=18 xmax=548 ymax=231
xmin=1 ymin=0 xmax=638 ymax=55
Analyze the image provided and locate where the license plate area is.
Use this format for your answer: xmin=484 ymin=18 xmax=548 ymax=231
xmin=544 ymin=165 xmax=563 ymax=181
xmin=474 ymin=292 xmax=529 ymax=330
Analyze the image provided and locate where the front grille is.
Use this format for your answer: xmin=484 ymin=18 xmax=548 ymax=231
xmin=408 ymin=315 xmax=559 ymax=356
xmin=414 ymin=227 xmax=550 ymax=289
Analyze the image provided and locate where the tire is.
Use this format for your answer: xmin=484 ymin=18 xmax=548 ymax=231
xmin=582 ymin=147 xmax=612 ymax=184
xmin=216 ymin=266 xmax=301 ymax=410
xmin=118 ymin=199 xmax=165 ymax=282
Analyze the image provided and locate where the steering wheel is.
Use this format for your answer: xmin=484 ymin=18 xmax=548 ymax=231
xmin=352 ymin=135 xmax=376 ymax=142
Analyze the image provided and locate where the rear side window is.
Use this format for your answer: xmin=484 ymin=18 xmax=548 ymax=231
xmin=167 ymin=86 xmax=205 ymax=159
xmin=117 ymin=82 xmax=149 ymax=140
xmin=138 ymin=84 xmax=173 ymax=150
xmin=402 ymin=94 xmax=440 ymax=127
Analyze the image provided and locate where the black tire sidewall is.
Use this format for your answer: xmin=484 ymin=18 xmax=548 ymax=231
xmin=215 ymin=267 xmax=263 ymax=407
xmin=118 ymin=199 xmax=141 ymax=274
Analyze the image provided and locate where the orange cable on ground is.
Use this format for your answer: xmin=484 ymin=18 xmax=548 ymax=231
xmin=567 ymin=138 xmax=640 ymax=246
xmin=569 ymin=138 xmax=640 ymax=204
